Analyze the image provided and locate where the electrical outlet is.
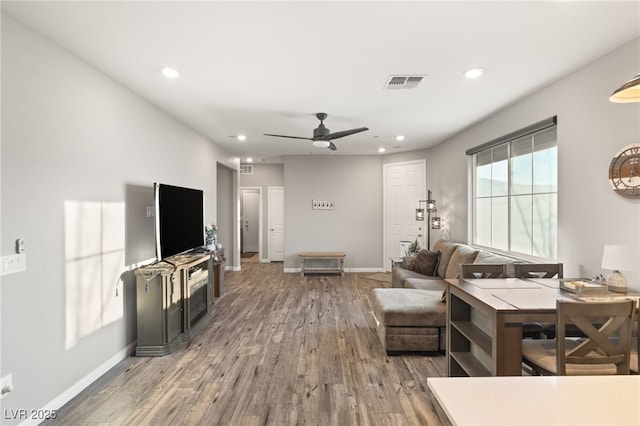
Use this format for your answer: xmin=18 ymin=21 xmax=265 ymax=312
xmin=1 ymin=374 xmax=13 ymax=399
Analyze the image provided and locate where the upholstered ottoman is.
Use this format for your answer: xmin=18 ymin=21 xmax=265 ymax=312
xmin=371 ymin=288 xmax=446 ymax=354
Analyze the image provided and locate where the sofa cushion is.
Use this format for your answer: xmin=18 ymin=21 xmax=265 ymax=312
xmin=372 ymin=288 xmax=446 ymax=327
xmin=391 ymin=265 xmax=429 ymax=288
xmin=474 ymin=251 xmax=520 ymax=277
xmin=410 ymin=249 xmax=440 ymax=276
xmin=404 ymin=278 xmax=448 ymax=292
xmin=473 ymin=251 xmax=516 ymax=265
xmin=402 ymin=255 xmax=416 ymax=270
xmin=445 ymin=245 xmax=479 ymax=279
xmin=432 ymin=239 xmax=458 ymax=278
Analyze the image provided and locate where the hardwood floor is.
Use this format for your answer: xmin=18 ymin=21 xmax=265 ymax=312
xmin=46 ymin=263 xmax=450 ymax=425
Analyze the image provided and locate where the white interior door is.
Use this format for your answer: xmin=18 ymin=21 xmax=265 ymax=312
xmin=242 ymin=189 xmax=260 ymax=253
xmin=383 ymin=160 xmax=426 ymax=270
xmin=268 ymin=186 xmax=285 ymax=262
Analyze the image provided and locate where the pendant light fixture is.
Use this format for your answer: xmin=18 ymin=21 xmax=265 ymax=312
xmin=609 ymin=73 xmax=640 ymax=103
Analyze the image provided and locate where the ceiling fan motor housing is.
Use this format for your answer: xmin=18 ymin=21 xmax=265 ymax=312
xmin=313 ymin=124 xmax=330 ymax=140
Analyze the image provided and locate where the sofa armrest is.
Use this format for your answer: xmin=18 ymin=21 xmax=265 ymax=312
xmin=391 ymin=264 xmax=406 ymax=288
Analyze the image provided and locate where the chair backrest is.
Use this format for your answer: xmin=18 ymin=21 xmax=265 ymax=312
xmin=513 ymin=263 xmax=563 ymax=279
xmin=460 ymin=263 xmax=505 ymax=279
xmin=556 ymin=300 xmax=635 ymax=375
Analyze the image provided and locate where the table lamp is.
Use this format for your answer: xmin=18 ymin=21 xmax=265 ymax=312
xmin=601 ymin=244 xmax=631 ymax=293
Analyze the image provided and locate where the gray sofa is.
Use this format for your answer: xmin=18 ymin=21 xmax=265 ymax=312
xmin=392 ymin=239 xmax=519 ymax=290
xmin=373 ymin=239 xmax=519 ymax=353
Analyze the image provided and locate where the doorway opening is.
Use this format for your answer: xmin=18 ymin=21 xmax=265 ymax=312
xmin=382 ymin=160 xmax=426 ymax=271
xmin=240 ymin=187 xmax=262 ymax=263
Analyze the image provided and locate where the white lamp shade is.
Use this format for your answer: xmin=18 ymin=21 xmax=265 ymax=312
xmin=601 ymin=244 xmax=631 ymax=271
xmin=313 ymin=140 xmax=330 ymax=148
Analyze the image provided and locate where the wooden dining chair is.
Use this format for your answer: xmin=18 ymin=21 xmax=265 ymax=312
xmin=522 ymin=299 xmax=636 ymax=376
xmin=513 ymin=263 xmax=563 ymax=279
xmin=460 ymin=263 xmax=505 ymax=279
xmin=462 ymin=263 xmax=545 ymax=340
xmin=514 ymin=263 xmax=565 ymax=339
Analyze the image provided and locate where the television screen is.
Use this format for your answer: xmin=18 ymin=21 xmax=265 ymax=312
xmin=155 ymin=183 xmax=205 ymax=259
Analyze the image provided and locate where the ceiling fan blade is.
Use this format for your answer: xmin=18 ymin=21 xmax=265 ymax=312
xmin=263 ymin=133 xmax=313 ymax=141
xmin=324 ymin=127 xmax=369 ymax=140
xmin=328 ymin=142 xmax=337 ymax=151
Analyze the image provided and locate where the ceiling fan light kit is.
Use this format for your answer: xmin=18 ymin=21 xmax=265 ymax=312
xmin=264 ymin=112 xmax=369 ymax=151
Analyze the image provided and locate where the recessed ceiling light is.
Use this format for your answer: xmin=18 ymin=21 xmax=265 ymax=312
xmin=464 ymin=67 xmax=485 ymax=80
xmin=161 ymin=67 xmax=180 ymax=79
xmin=378 ymin=147 xmax=386 ymax=153
xmin=237 ymin=134 xmax=247 ymax=141
xmin=246 ymin=157 xmax=254 ymax=163
xmin=395 ymin=135 xmax=405 ymax=142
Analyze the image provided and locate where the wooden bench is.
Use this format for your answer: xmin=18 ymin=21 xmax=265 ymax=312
xmin=298 ymin=252 xmax=346 ymax=276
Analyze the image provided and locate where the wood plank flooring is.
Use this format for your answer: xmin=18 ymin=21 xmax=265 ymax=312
xmin=45 ymin=263 xmax=450 ymax=425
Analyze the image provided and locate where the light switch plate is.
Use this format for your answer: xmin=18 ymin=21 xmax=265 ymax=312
xmin=1 ymin=253 xmax=26 ymax=276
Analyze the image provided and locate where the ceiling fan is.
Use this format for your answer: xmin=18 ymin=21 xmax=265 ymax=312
xmin=264 ymin=112 xmax=369 ymax=151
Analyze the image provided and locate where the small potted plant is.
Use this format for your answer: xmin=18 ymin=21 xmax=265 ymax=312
xmin=205 ymin=224 xmax=217 ymax=247
xmin=408 ymin=239 xmax=421 ymax=255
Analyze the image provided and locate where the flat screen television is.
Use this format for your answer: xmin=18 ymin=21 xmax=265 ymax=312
xmin=154 ymin=183 xmax=205 ymax=260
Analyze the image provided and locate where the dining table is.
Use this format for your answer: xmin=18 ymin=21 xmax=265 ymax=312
xmin=445 ymin=277 xmax=639 ymax=377
xmin=428 ymin=375 xmax=640 ymax=425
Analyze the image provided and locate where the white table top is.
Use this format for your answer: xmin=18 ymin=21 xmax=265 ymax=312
xmin=427 ymin=375 xmax=640 ymax=426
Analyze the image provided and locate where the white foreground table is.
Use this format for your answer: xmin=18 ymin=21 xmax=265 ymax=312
xmin=428 ymin=375 xmax=640 ymax=426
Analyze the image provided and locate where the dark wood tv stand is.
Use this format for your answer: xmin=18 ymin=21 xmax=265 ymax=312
xmin=134 ymin=250 xmax=220 ymax=356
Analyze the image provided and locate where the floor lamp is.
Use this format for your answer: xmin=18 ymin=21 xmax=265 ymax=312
xmin=416 ymin=190 xmax=439 ymax=249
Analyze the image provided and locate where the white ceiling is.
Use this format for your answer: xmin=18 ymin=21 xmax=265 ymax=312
xmin=3 ymin=1 xmax=639 ymax=162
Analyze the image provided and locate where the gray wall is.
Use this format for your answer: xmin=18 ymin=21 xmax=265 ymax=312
xmin=426 ymin=38 xmax=640 ymax=291
xmin=1 ymin=15 xmax=238 ymax=421
xmin=239 ymin=164 xmax=284 ymax=260
xmin=283 ymin=155 xmax=383 ymax=270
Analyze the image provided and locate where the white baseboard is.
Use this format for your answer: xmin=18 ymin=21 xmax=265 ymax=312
xmin=22 ymin=341 xmax=136 ymax=425
xmin=346 ymin=267 xmax=386 ymax=273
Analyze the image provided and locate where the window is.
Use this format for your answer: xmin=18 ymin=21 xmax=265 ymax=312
xmin=469 ymin=119 xmax=557 ymax=260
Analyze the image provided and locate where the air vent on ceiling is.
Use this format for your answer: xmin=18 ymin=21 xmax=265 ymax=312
xmin=384 ymin=75 xmax=426 ymax=90
xmin=240 ymin=164 xmax=253 ymax=174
